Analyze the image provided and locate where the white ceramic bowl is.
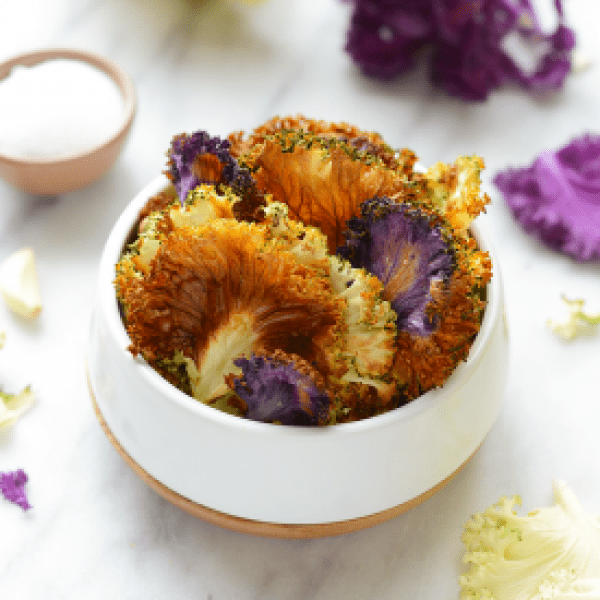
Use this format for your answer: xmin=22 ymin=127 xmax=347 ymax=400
xmin=87 ymin=175 xmax=509 ymax=538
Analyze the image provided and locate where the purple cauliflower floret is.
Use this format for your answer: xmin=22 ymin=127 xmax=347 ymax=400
xmin=166 ymin=130 xmax=255 ymax=204
xmin=345 ymin=0 xmax=436 ymax=79
xmin=228 ymin=352 xmax=330 ymax=426
xmin=344 ymin=0 xmax=575 ymax=101
xmin=338 ymin=196 xmax=454 ymax=336
xmin=494 ymin=133 xmax=600 ymax=262
xmin=0 ymin=469 xmax=31 ymax=511
xmin=431 ymin=0 xmax=575 ymax=101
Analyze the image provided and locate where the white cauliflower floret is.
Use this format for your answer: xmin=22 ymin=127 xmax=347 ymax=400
xmin=460 ymin=481 xmax=600 ymax=600
xmin=125 ymin=184 xmax=238 ymax=272
xmin=0 ymin=334 xmax=35 ymax=429
xmin=328 ymin=256 xmax=397 ymax=400
xmin=183 ymin=312 xmax=258 ymax=403
xmin=259 ymin=211 xmax=399 ymax=400
xmin=262 ymin=200 xmax=330 ymax=268
xmin=425 ymin=155 xmax=490 ymax=235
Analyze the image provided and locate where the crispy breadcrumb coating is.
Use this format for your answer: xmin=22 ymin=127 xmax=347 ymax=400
xmin=115 ymin=116 xmax=494 ymax=423
xmin=119 ymin=220 xmax=345 ymax=403
xmin=228 ymin=114 xmax=416 ymax=172
xmin=115 ymin=185 xmax=239 ymax=304
xmin=393 ymin=270 xmax=487 ymax=399
xmin=238 ymin=130 xmax=416 ymax=254
xmin=259 ymin=200 xmax=399 ymax=407
xmin=424 ymin=156 xmax=491 ymax=234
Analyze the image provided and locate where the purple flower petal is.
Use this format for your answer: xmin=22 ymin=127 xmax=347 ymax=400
xmin=0 ymin=469 xmax=31 ymax=511
xmin=229 ymin=353 xmax=330 ymax=426
xmin=494 ymin=133 xmax=600 ymax=261
xmin=338 ymin=196 xmax=454 ymax=336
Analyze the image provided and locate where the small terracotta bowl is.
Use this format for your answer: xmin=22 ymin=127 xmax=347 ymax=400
xmin=0 ymin=48 xmax=136 ymax=195
xmin=87 ymin=176 xmax=510 ymax=538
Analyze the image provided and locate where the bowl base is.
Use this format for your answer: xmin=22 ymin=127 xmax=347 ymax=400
xmin=88 ymin=371 xmax=479 ymax=539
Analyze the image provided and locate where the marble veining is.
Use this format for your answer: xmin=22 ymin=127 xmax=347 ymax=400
xmin=1 ymin=0 xmax=600 ymax=597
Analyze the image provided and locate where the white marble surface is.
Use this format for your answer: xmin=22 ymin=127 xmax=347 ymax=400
xmin=1 ymin=0 xmax=600 ymax=597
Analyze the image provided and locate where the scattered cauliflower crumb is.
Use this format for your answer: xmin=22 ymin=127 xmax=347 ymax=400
xmin=0 ymin=386 xmax=35 ymax=429
xmin=460 ymin=480 xmax=600 ymax=600
xmin=572 ymin=49 xmax=593 ymax=74
xmin=547 ymin=296 xmax=600 ymax=340
xmin=0 ymin=247 xmax=42 ymax=319
xmin=0 ymin=333 xmax=35 ymax=429
xmin=0 ymin=469 xmax=31 ymax=510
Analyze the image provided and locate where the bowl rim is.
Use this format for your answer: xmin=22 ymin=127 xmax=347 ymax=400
xmin=0 ymin=47 xmax=136 ymax=165
xmin=98 ymin=175 xmax=502 ymax=439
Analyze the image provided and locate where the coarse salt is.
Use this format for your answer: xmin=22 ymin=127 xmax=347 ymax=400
xmin=0 ymin=58 xmax=125 ymax=159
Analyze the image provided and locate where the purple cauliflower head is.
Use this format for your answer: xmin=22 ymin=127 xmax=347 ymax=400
xmin=344 ymin=0 xmax=575 ymax=101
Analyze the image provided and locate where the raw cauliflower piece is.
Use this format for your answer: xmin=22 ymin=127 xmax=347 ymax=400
xmin=1 ymin=387 xmax=35 ymax=429
xmin=0 ymin=247 xmax=42 ymax=319
xmin=460 ymin=481 xmax=600 ymax=600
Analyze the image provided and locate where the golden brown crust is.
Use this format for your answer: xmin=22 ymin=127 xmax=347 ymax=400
xmin=137 ymin=189 xmax=177 ymax=225
xmin=117 ymin=116 xmax=494 ymax=421
xmin=393 ymin=270 xmax=485 ymax=398
xmin=120 ymin=221 xmax=345 ymax=377
xmin=247 ymin=139 xmax=412 ymax=254
xmin=228 ymin=114 xmax=416 ymax=172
